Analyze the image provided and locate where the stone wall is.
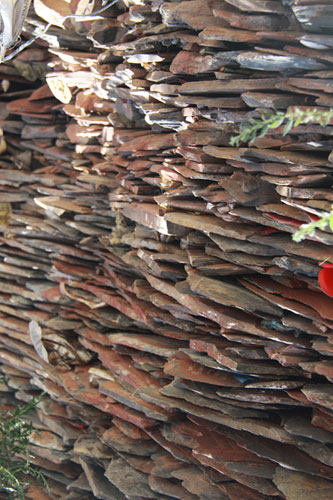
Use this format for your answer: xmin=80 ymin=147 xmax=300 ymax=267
xmin=0 ymin=1 xmax=333 ymax=498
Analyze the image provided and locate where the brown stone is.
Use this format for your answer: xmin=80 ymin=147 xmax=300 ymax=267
xmin=273 ymin=467 xmax=333 ymax=500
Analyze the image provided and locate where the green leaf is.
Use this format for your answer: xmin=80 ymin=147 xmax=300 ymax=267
xmin=230 ymin=107 xmax=333 ymax=147
xmin=318 ymin=218 xmax=327 ymax=230
xmin=249 ymin=129 xmax=257 ymax=143
xmin=269 ymin=117 xmax=284 ymax=129
xmin=304 ymin=113 xmax=314 ymax=123
xmin=258 ymin=123 xmax=270 ymax=138
xmin=292 ymin=231 xmax=303 ymax=242
xmin=319 ymin=112 xmax=332 ymax=126
xmin=283 ymin=118 xmax=294 ymax=135
xmin=329 ymin=217 xmax=333 ymax=232
xmin=294 ymin=115 xmax=304 ymax=127
xmin=240 ymin=130 xmax=250 ymax=142
xmin=0 ymin=393 xmax=47 ymax=498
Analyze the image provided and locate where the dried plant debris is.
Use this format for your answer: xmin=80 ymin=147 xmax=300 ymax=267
xmin=0 ymin=0 xmax=32 ymax=61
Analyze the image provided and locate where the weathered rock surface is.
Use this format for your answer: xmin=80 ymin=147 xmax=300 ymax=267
xmin=0 ymin=0 xmax=333 ymax=499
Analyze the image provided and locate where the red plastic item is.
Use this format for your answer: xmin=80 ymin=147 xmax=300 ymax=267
xmin=319 ymin=262 xmax=333 ymax=269
xmin=318 ymin=264 xmax=333 ymax=297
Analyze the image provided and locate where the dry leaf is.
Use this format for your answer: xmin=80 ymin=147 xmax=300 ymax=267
xmin=1 ymin=79 xmax=10 ymax=92
xmin=0 ymin=128 xmax=6 ymax=154
xmin=29 ymin=320 xmax=49 ymax=363
xmin=46 ymin=76 xmax=72 ymax=104
xmin=0 ymin=202 xmax=11 ymax=225
xmin=0 ymin=0 xmax=32 ymax=62
xmin=60 ymin=282 xmax=106 ymax=309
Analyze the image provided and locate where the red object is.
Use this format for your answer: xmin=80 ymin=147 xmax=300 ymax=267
xmin=266 ymin=213 xmax=302 ymax=227
xmin=308 ymin=214 xmax=320 ymax=222
xmin=319 ymin=261 xmax=333 ymax=269
xmin=260 ymin=226 xmax=279 ymax=235
xmin=318 ymin=264 xmax=333 ymax=296
xmin=75 ymin=423 xmax=88 ymax=430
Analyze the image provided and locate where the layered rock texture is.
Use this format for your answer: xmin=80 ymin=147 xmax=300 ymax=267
xmin=1 ymin=0 xmax=333 ymax=499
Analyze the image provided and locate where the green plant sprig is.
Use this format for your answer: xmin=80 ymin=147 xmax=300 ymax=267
xmin=230 ymin=107 xmax=333 ymax=244
xmin=230 ymin=107 xmax=333 ymax=147
xmin=0 ymin=393 xmax=48 ymax=499
xmin=292 ymin=209 xmax=333 ymax=243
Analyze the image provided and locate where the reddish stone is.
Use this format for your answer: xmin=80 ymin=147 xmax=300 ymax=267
xmin=164 ymin=354 xmax=241 ymax=387
xmin=112 ymin=417 xmax=150 ymax=440
xmin=80 ymin=337 xmax=163 ymax=389
xmin=312 ymin=409 xmax=333 ymax=433
xmin=7 ymin=98 xmax=56 ymax=115
xmin=99 ymin=379 xmax=176 ymax=421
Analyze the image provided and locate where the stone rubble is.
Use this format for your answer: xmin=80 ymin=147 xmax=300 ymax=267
xmin=0 ymin=1 xmax=333 ymax=499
